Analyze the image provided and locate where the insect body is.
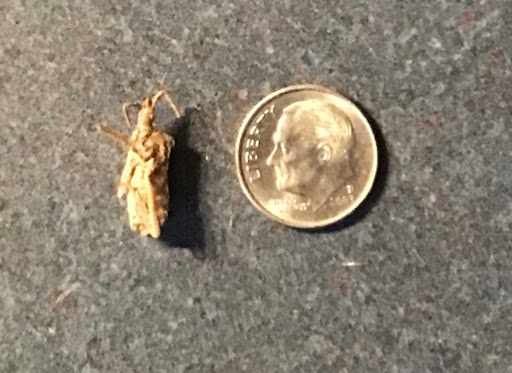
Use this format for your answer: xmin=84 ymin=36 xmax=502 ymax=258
xmin=99 ymin=88 xmax=181 ymax=238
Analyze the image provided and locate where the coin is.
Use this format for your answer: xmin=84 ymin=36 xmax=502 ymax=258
xmin=235 ymin=84 xmax=378 ymax=228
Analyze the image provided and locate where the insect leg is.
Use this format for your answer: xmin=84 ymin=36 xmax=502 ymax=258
xmin=98 ymin=125 xmax=130 ymax=150
xmin=122 ymin=102 xmax=142 ymax=128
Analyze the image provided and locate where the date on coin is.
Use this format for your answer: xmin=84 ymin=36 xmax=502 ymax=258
xmin=235 ymin=84 xmax=378 ymax=228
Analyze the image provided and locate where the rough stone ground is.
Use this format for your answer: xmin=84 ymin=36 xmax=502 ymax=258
xmin=0 ymin=1 xmax=511 ymax=372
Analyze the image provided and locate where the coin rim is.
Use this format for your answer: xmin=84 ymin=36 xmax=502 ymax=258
xmin=235 ymin=84 xmax=378 ymax=228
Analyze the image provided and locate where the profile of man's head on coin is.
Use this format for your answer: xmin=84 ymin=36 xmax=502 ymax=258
xmin=266 ymin=99 xmax=355 ymax=211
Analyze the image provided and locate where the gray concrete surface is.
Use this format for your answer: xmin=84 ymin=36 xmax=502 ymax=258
xmin=1 ymin=0 xmax=511 ymax=372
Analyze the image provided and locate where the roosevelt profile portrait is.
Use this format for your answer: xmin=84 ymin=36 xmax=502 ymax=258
xmin=266 ymin=99 xmax=355 ymax=211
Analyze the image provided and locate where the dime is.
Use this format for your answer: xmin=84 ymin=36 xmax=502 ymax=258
xmin=235 ymin=84 xmax=378 ymax=228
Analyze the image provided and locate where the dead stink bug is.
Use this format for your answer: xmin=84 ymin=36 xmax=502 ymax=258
xmin=99 ymin=87 xmax=181 ymax=238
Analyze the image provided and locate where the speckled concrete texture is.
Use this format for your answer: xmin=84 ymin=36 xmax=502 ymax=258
xmin=1 ymin=0 xmax=511 ymax=372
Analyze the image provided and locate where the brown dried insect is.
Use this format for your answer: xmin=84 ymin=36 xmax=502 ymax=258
xmin=99 ymin=87 xmax=181 ymax=238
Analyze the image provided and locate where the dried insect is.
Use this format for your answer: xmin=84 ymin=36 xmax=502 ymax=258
xmin=99 ymin=87 xmax=181 ymax=238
